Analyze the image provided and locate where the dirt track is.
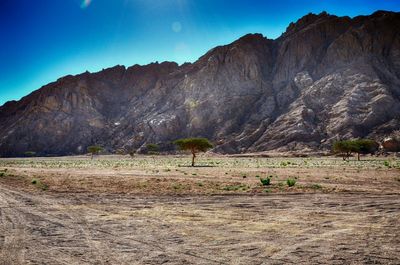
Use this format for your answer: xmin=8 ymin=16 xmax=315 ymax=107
xmin=1 ymin=185 xmax=399 ymax=265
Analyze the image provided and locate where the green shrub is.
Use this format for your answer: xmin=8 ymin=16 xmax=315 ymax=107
xmin=286 ymin=178 xmax=296 ymax=187
xmin=260 ymin=177 xmax=271 ymax=186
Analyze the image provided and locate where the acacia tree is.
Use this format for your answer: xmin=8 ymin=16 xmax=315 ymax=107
xmin=333 ymin=140 xmax=356 ymax=160
xmin=174 ymin=138 xmax=213 ymax=167
xmin=87 ymin=145 xmax=103 ymax=159
xmin=333 ymin=139 xmax=378 ymax=161
xmin=356 ymin=139 xmax=379 ymax=159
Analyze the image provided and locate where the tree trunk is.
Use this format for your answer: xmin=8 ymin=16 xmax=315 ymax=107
xmin=91 ymin=153 xmax=93 ymax=160
xmin=191 ymin=150 xmax=196 ymax=167
xmin=357 ymin=152 xmax=360 ymax=161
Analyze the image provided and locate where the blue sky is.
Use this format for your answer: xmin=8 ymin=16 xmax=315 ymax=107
xmin=1 ymin=0 xmax=399 ymax=105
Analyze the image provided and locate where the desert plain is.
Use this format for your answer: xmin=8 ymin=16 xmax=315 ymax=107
xmin=0 ymin=154 xmax=399 ymax=264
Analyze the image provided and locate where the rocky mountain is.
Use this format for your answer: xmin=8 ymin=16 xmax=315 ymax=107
xmin=1 ymin=11 xmax=400 ymax=156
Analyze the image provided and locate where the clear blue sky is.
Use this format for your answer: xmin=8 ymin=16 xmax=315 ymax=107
xmin=1 ymin=0 xmax=399 ymax=105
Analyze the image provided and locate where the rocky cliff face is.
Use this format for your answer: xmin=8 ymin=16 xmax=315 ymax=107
xmin=1 ymin=11 xmax=400 ymax=156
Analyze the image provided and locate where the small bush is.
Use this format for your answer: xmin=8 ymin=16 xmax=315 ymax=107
xmin=310 ymin=184 xmax=322 ymax=190
xmin=172 ymin=183 xmax=183 ymax=190
xmin=260 ymin=177 xmax=271 ymax=186
xmin=383 ymin=161 xmax=391 ymax=168
xmin=286 ymin=178 xmax=296 ymax=187
xmin=31 ymin=178 xmax=48 ymax=191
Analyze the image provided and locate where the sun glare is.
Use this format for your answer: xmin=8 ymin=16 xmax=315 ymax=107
xmin=81 ymin=0 xmax=92 ymax=9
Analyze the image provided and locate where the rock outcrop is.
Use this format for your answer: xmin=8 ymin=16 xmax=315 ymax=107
xmin=1 ymin=11 xmax=399 ymax=156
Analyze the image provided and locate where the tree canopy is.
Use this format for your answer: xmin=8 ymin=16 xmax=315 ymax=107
xmin=173 ymin=138 xmax=213 ymax=166
xmin=333 ymin=139 xmax=378 ymax=160
xmin=87 ymin=145 xmax=103 ymax=159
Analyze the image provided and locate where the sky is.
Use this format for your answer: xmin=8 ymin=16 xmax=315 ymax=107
xmin=1 ymin=0 xmax=400 ymax=105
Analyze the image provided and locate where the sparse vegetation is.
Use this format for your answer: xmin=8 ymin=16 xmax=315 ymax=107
xmin=310 ymin=184 xmax=322 ymax=190
xmin=173 ymin=138 xmax=213 ymax=167
xmin=0 ymin=156 xmax=398 ymax=207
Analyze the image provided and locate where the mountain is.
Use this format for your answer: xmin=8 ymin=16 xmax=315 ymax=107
xmin=1 ymin=11 xmax=400 ymax=156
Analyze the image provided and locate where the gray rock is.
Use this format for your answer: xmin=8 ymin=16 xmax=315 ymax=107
xmin=1 ymin=11 xmax=400 ymax=156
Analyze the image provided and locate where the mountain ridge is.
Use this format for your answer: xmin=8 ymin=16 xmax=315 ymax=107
xmin=1 ymin=10 xmax=400 ymax=156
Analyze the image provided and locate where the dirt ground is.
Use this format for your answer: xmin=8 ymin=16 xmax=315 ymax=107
xmin=0 ymin=155 xmax=399 ymax=264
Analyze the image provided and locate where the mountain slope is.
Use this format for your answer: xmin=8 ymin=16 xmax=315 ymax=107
xmin=1 ymin=11 xmax=400 ymax=156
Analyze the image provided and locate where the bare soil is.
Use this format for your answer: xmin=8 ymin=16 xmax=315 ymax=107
xmin=0 ymin=155 xmax=399 ymax=264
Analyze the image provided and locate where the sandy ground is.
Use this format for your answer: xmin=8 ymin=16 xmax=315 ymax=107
xmin=0 ymin=155 xmax=399 ymax=264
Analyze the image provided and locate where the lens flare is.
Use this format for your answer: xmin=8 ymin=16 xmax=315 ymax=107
xmin=81 ymin=0 xmax=92 ymax=9
xmin=172 ymin=21 xmax=182 ymax=33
